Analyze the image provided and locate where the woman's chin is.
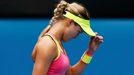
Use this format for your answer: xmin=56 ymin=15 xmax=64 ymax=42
xmin=63 ymin=38 xmax=72 ymax=42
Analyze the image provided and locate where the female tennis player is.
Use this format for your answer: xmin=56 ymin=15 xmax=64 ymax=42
xmin=32 ymin=0 xmax=103 ymax=75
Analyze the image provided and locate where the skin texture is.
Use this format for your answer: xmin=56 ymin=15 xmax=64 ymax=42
xmin=32 ymin=18 xmax=104 ymax=75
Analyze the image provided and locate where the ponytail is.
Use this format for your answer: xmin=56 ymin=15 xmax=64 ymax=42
xmin=38 ymin=0 xmax=68 ymax=40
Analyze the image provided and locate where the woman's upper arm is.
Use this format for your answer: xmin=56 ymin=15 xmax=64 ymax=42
xmin=32 ymin=37 xmax=57 ymax=75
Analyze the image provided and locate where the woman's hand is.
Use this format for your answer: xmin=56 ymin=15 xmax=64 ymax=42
xmin=88 ymin=33 xmax=104 ymax=54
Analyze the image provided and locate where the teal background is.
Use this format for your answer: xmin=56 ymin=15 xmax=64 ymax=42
xmin=0 ymin=18 xmax=134 ymax=75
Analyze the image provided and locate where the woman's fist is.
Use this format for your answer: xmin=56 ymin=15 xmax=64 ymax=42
xmin=88 ymin=33 xmax=104 ymax=54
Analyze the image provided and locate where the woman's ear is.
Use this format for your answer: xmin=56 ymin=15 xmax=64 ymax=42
xmin=65 ymin=18 xmax=73 ymax=27
xmin=66 ymin=18 xmax=72 ymax=23
xmin=69 ymin=19 xmax=74 ymax=25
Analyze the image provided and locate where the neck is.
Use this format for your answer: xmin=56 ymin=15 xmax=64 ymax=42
xmin=47 ymin=22 xmax=65 ymax=44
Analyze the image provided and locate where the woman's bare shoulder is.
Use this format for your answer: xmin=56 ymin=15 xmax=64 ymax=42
xmin=32 ymin=36 xmax=58 ymax=61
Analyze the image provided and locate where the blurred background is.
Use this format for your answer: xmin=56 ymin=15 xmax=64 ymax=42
xmin=0 ymin=0 xmax=134 ymax=75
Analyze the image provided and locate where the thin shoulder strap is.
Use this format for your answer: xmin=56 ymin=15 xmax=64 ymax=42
xmin=44 ymin=33 xmax=63 ymax=53
xmin=45 ymin=33 xmax=57 ymax=46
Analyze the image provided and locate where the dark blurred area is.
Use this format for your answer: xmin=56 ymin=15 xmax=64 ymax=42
xmin=0 ymin=0 xmax=134 ymax=18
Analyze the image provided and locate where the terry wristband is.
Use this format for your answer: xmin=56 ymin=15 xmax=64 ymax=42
xmin=81 ymin=50 xmax=93 ymax=64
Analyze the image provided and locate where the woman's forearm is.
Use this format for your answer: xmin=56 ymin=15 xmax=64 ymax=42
xmin=66 ymin=50 xmax=94 ymax=75
xmin=70 ymin=60 xmax=88 ymax=75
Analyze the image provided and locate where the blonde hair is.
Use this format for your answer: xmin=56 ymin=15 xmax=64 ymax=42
xmin=38 ymin=0 xmax=90 ymax=39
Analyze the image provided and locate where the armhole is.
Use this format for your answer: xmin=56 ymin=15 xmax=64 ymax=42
xmin=44 ymin=35 xmax=61 ymax=61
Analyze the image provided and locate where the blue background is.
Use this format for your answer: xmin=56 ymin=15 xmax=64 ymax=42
xmin=0 ymin=18 xmax=134 ymax=75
